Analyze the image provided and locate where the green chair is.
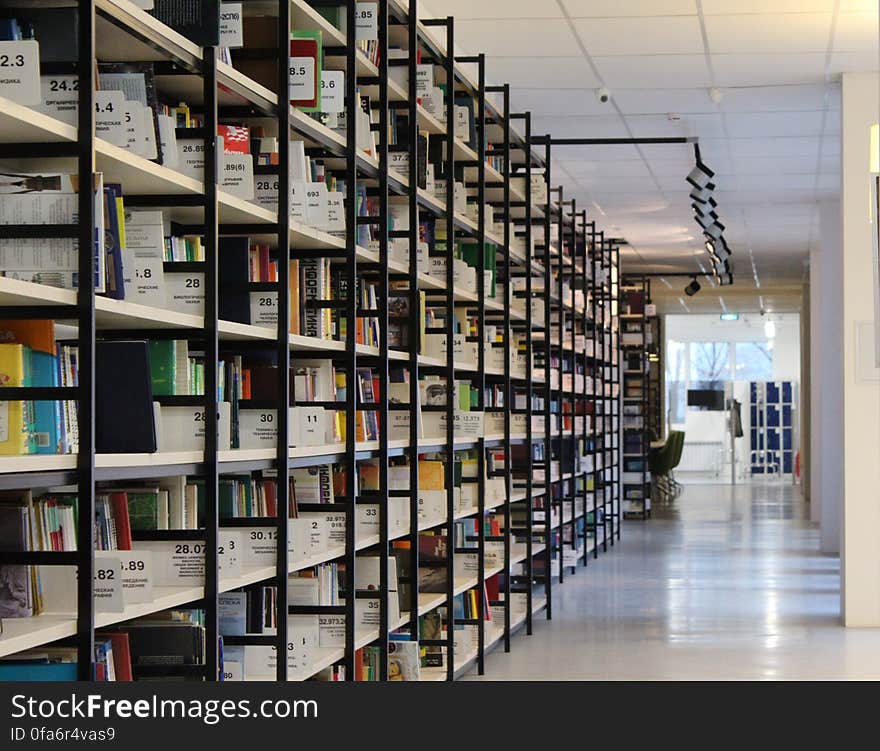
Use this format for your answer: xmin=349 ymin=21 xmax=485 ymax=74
xmin=667 ymin=430 xmax=685 ymax=497
xmin=650 ymin=431 xmax=684 ymax=503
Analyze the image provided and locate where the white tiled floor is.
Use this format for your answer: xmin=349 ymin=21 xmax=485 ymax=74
xmin=465 ymin=482 xmax=880 ymax=680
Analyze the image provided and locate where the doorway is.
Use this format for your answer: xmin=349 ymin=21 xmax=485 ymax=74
xmin=664 ymin=313 xmax=801 ymax=485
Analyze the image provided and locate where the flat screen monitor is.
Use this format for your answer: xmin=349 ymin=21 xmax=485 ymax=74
xmin=687 ymin=389 xmax=725 ymax=410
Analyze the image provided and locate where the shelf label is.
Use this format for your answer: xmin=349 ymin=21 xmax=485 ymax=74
xmin=164 ymin=272 xmax=205 ymax=316
xmin=304 ymin=181 xmax=328 ymax=228
xmin=0 ymin=40 xmax=40 ymax=105
xmin=249 ymin=291 xmax=278 ymax=329
xmin=355 ymin=3 xmax=378 ymax=41
xmin=242 ymin=526 xmax=278 ymax=567
xmin=112 ymin=550 xmax=154 ymax=605
xmin=318 ymin=614 xmax=346 ymax=648
xmin=320 ymin=70 xmax=344 ymax=113
xmin=93 ymin=555 xmax=124 ymax=613
xmin=326 ymin=191 xmax=345 ymax=231
xmin=218 ymin=530 xmax=243 ymax=579
xmin=221 ymin=152 xmax=255 ymax=199
xmin=291 ymin=405 xmax=327 ymax=446
xmin=38 ymin=75 xmax=78 ymax=125
xmin=290 ymin=180 xmax=307 ymax=220
xmin=219 ymin=3 xmax=244 ymax=48
xmin=94 ymin=90 xmax=126 ymax=147
xmin=238 ymin=407 xmax=278 ymax=449
xmin=254 ymin=175 xmax=278 ymax=210
xmin=176 ymin=138 xmax=207 ymax=180
xmin=289 ymin=56 xmax=316 ymax=101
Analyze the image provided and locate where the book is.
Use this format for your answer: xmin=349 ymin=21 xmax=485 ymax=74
xmin=0 ymin=344 xmax=34 ymax=455
xmin=95 ymin=341 xmax=156 ymax=454
xmin=0 ymin=172 xmax=105 ymax=293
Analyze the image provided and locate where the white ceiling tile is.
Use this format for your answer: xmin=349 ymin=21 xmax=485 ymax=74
xmin=828 ymin=51 xmax=879 ymax=73
xmin=612 ymin=88 xmax=717 ymax=115
xmin=833 ymin=12 xmax=878 ymax=53
xmin=560 ymin=0 xmax=698 ymax=16
xmin=565 ymin=160 xmax=653 ymax=178
xmin=486 ymin=56 xmax=601 ymax=89
xmin=531 ymin=115 xmax=629 ymax=139
xmin=625 ymin=114 xmax=696 ymax=138
xmin=575 ymin=176 xmax=657 ymax=193
xmin=450 ymin=19 xmax=582 ymax=57
xmin=701 ymin=0 xmax=834 ymax=11
xmin=638 ymin=142 xmax=695 ymax=161
xmin=423 ymin=0 xmax=563 ymax=17
xmin=555 ymin=144 xmax=644 ymax=161
xmin=594 ymin=55 xmax=712 ymax=88
xmin=705 ymin=14 xmax=831 ymax=54
xmin=725 ymin=111 xmax=824 ymax=138
xmin=712 ymin=53 xmax=828 ymax=85
xmin=571 ymin=17 xmax=705 ymax=56
xmin=649 ymin=158 xmax=710 ymax=177
xmin=720 ymin=84 xmax=830 ymax=112
xmin=728 ymin=156 xmax=818 ymax=175
xmin=510 ymin=88 xmax=613 ymax=117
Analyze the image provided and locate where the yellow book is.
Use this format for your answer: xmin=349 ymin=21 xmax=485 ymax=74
xmin=418 ymin=459 xmax=445 ymax=491
xmin=0 ymin=344 xmax=31 ymax=455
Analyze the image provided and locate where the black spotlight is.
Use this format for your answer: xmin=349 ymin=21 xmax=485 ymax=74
xmin=684 ymin=277 xmax=701 ymax=296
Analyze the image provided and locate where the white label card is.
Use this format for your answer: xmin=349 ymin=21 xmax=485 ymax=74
xmin=94 ymin=91 xmax=126 ymax=147
xmin=164 ymin=273 xmax=205 ymax=316
xmin=355 ymin=3 xmax=378 ymax=41
xmin=249 ymin=292 xmax=278 ymax=328
xmin=326 ymin=192 xmax=345 ymax=231
xmin=290 ymin=180 xmax=307 ymax=220
xmin=289 ymin=56 xmax=315 ymax=101
xmin=242 ymin=527 xmax=278 ymax=567
xmin=123 ymin=103 xmax=144 ymax=155
xmin=92 ymin=556 xmax=124 ymax=613
xmin=221 ymin=153 xmax=254 ymax=199
xmin=219 ymin=3 xmax=244 ymax=48
xmin=176 ymin=139 xmax=207 ymax=180
xmin=320 ymin=70 xmax=344 ymax=113
xmin=254 ymin=175 xmax=280 ymax=211
xmin=304 ymin=182 xmax=328 ymax=228
xmin=110 ymin=550 xmax=154 ymax=605
xmin=38 ymin=75 xmax=78 ymax=125
xmin=218 ymin=530 xmax=243 ymax=579
xmin=0 ymin=40 xmax=40 ymax=105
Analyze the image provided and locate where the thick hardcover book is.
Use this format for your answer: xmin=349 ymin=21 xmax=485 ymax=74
xmin=218 ymin=237 xmax=251 ymax=324
xmin=95 ymin=341 xmax=157 ymax=453
xmin=150 ymin=0 xmax=219 ymax=46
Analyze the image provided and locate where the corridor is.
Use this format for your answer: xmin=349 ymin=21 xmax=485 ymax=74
xmin=466 ymin=483 xmax=880 ymax=680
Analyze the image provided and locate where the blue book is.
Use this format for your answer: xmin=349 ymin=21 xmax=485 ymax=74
xmin=0 ymin=661 xmax=78 ymax=681
xmin=0 ymin=18 xmax=22 ymax=41
xmin=28 ymin=350 xmax=60 ymax=455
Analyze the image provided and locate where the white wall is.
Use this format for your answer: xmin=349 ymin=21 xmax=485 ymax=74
xmin=839 ymin=73 xmax=880 ymax=627
xmin=814 ymin=201 xmax=843 ymax=553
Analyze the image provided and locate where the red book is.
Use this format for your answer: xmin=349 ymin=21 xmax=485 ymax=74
xmin=109 ymin=492 xmax=132 ymax=550
xmin=485 ymin=573 xmax=500 ymax=603
xmin=264 ymin=480 xmax=277 ymax=518
xmin=289 ymin=38 xmax=319 ymax=109
xmin=217 ymin=124 xmax=251 ymax=155
xmin=97 ymin=632 xmax=133 ymax=681
xmin=259 ymin=244 xmax=270 ymax=282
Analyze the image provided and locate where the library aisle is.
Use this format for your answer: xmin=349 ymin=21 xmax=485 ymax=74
xmin=466 ymin=484 xmax=880 ymax=681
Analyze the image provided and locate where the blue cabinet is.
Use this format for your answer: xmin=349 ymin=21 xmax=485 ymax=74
xmin=749 ymin=381 xmax=796 ymax=476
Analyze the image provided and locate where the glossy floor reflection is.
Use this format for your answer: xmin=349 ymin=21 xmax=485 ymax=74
xmin=464 ymin=482 xmax=880 ymax=680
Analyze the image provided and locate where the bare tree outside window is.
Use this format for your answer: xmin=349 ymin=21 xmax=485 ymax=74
xmin=690 ymin=341 xmax=730 ymax=388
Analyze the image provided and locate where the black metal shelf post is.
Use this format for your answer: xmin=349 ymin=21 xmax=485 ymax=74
xmin=75 ymin=0 xmax=97 ymax=681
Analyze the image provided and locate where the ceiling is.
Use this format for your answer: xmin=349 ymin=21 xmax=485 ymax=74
xmin=423 ymin=0 xmax=878 ymax=313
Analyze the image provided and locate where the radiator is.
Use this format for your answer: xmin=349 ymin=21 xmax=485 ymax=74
xmin=679 ymin=441 xmax=723 ymax=472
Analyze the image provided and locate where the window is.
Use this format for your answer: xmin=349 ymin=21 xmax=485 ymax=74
xmin=689 ymin=341 xmax=730 ymax=388
xmin=735 ymin=341 xmax=774 ymax=381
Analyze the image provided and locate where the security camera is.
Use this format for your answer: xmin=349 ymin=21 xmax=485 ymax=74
xmin=595 ymin=87 xmax=611 ymax=104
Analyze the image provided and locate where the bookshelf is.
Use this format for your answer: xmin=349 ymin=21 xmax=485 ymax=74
xmin=620 ymin=276 xmax=651 ymax=520
xmin=0 ymin=0 xmax=624 ymax=683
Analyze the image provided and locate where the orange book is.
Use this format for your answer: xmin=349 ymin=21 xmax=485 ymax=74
xmin=289 ymin=261 xmax=300 ymax=335
xmin=0 ymin=319 xmax=55 ymax=355
xmin=418 ymin=459 xmax=444 ymax=490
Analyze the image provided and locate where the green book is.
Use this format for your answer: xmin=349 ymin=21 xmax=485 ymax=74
xmin=126 ymin=491 xmax=158 ymax=531
xmin=219 ymin=481 xmax=235 ymax=519
xmin=148 ymin=340 xmax=176 ymax=396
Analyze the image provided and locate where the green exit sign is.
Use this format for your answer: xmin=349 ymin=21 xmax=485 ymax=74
xmin=720 ymin=313 xmax=739 ymax=321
